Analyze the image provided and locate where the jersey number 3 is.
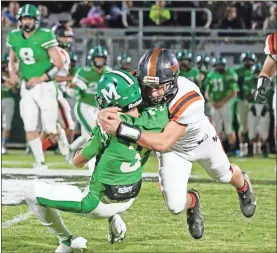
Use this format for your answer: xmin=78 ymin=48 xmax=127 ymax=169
xmin=19 ymin=48 xmax=36 ymax=65
xmin=120 ymin=146 xmax=142 ymax=173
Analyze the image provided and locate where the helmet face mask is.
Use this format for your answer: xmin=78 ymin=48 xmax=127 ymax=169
xmin=93 ymin=56 xmax=106 ymax=68
xmin=20 ymin=16 xmax=36 ymax=32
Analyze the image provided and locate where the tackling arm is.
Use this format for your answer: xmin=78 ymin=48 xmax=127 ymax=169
xmin=137 ymin=121 xmax=187 ymax=152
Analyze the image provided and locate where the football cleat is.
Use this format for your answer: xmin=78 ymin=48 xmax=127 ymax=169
xmin=2 ymin=146 xmax=7 ymax=155
xmin=57 ymin=124 xmax=70 ymax=156
xmin=186 ymin=189 xmax=204 ymax=239
xmin=237 ymin=172 xmax=256 ymax=218
xmin=108 ymin=214 xmax=126 ymax=244
xmin=55 ymin=236 xmax=87 ymax=253
xmin=33 ymin=162 xmax=48 ymax=173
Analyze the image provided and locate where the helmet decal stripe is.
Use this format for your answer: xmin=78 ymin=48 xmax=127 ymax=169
xmin=98 ymin=45 xmax=102 ymax=55
xmin=111 ymin=70 xmax=134 ymax=85
xmin=23 ymin=4 xmax=30 ymax=16
xmin=147 ymin=48 xmax=162 ymax=76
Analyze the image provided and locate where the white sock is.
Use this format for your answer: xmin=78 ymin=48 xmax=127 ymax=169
xmin=26 ymin=198 xmax=71 ymax=241
xmin=29 ymin=138 xmax=45 ymax=164
xmin=243 ymin=143 xmax=248 ymax=156
xmin=253 ymin=142 xmax=257 ymax=156
xmin=69 ymin=135 xmax=87 ymax=152
xmin=257 ymin=142 xmax=262 ymax=155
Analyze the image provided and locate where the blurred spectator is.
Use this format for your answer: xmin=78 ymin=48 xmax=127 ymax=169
xmin=252 ymin=1 xmax=271 ymax=29
xmin=106 ymin=1 xmax=135 ymax=28
xmin=218 ymin=5 xmax=246 ymax=36
xmin=149 ymin=0 xmax=171 ymax=25
xmin=2 ymin=1 xmax=20 ymax=28
xmin=71 ymin=1 xmax=93 ymax=27
xmin=233 ymin=2 xmax=253 ymax=29
xmin=38 ymin=5 xmax=50 ymax=28
xmin=80 ymin=2 xmax=106 ymax=27
xmin=205 ymin=1 xmax=228 ymax=28
xmin=263 ymin=4 xmax=277 ymax=30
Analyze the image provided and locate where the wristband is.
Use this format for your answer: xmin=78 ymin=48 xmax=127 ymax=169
xmin=116 ymin=122 xmax=141 ymax=142
xmin=46 ymin=65 xmax=59 ymax=80
xmin=257 ymin=76 xmax=271 ymax=90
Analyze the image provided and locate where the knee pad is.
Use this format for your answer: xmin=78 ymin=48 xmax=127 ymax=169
xmin=217 ymin=170 xmax=232 ymax=183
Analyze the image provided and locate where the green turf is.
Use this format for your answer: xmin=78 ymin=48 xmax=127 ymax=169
xmin=2 ymin=150 xmax=276 ymax=181
xmin=2 ymin=182 xmax=276 ymax=253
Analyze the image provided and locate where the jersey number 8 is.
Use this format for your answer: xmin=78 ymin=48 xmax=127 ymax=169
xmin=19 ymin=48 xmax=36 ymax=65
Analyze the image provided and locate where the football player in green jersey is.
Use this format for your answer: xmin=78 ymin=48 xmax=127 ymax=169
xmin=117 ymin=53 xmax=132 ymax=72
xmin=1 ymin=53 xmax=17 ymax=155
xmin=234 ymin=51 xmax=257 ymax=157
xmin=68 ymin=45 xmax=112 ymax=164
xmin=7 ymin=4 xmax=63 ymax=170
xmin=25 ymin=70 xmax=169 ymax=251
xmin=204 ymin=56 xmax=239 ymax=154
xmin=176 ymin=50 xmax=201 ymax=87
xmin=246 ymin=63 xmax=270 ymax=157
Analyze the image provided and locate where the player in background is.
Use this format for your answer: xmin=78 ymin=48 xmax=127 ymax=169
xmin=67 ymin=46 xmax=112 ymax=164
xmin=176 ymin=50 xmax=201 ymax=87
xmin=1 ymin=53 xmax=17 ymax=154
xmin=245 ymin=63 xmax=271 ymax=157
xmin=254 ymin=32 xmax=277 ymax=161
xmin=98 ymin=49 xmax=256 ymax=240
xmin=25 ymin=71 xmax=169 ymax=252
xmin=234 ymin=52 xmax=257 ymax=157
xmin=204 ymin=56 xmax=238 ymax=155
xmin=7 ymin=4 xmax=63 ymax=170
xmin=195 ymin=54 xmax=212 ymax=117
xmin=117 ymin=53 xmax=132 ymax=72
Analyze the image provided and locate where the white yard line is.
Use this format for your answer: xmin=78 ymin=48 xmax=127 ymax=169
xmin=2 ymin=211 xmax=32 ymax=229
xmin=1 ymin=168 xmax=200 ymax=178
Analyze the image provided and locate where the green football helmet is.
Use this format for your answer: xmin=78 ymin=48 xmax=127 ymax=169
xmin=87 ymin=45 xmax=108 ymax=68
xmin=240 ymin=51 xmax=257 ymax=63
xmin=96 ymin=70 xmax=142 ymax=112
xmin=117 ymin=53 xmax=132 ymax=64
xmin=176 ymin=50 xmax=192 ymax=70
xmin=212 ymin=56 xmax=226 ymax=67
xmin=17 ymin=4 xmax=40 ymax=32
xmin=117 ymin=53 xmax=132 ymax=71
xmin=176 ymin=50 xmax=193 ymax=62
xmin=196 ymin=54 xmax=211 ymax=73
xmin=240 ymin=51 xmax=257 ymax=69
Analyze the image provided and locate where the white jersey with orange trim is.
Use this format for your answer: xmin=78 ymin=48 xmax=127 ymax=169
xmin=56 ymin=47 xmax=71 ymax=87
xmin=168 ymin=76 xmax=209 ymax=152
xmin=264 ymin=32 xmax=277 ymax=62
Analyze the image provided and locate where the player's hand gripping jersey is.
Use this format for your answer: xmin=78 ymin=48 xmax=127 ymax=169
xmin=7 ymin=28 xmax=58 ymax=81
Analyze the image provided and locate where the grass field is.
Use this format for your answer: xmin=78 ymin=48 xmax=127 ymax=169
xmin=2 ymin=151 xmax=276 ymax=253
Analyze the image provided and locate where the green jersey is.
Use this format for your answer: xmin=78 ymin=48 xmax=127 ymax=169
xmin=205 ymin=69 xmax=238 ymax=102
xmin=179 ymin=68 xmax=201 ymax=86
xmin=72 ymin=66 xmax=112 ymax=106
xmin=7 ymin=28 xmax=58 ymax=81
xmin=234 ymin=66 xmax=254 ymax=100
xmin=81 ymin=105 xmax=169 ymax=186
xmin=70 ymin=66 xmax=78 ymax=76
